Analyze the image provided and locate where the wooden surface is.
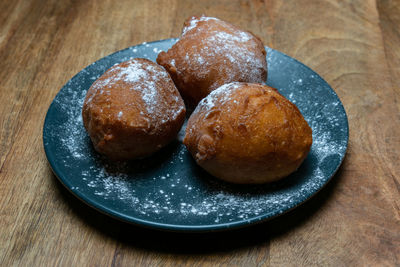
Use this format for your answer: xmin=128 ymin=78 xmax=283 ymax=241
xmin=1 ymin=0 xmax=399 ymax=266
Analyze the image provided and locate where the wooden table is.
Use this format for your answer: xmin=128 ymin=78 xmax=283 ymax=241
xmin=1 ymin=0 xmax=399 ymax=266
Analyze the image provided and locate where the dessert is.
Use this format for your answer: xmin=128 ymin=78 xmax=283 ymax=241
xmin=183 ymin=82 xmax=312 ymax=184
xmin=82 ymin=58 xmax=186 ymax=160
xmin=157 ymin=15 xmax=267 ymax=108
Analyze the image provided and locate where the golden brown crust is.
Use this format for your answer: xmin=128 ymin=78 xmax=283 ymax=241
xmin=157 ymin=15 xmax=267 ymax=108
xmin=183 ymin=82 xmax=312 ymax=184
xmin=82 ymin=58 xmax=186 ymax=160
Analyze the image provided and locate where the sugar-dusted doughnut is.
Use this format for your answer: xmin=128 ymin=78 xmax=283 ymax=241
xmin=82 ymin=58 xmax=186 ymax=160
xmin=183 ymin=82 xmax=312 ymax=184
xmin=157 ymin=15 xmax=267 ymax=108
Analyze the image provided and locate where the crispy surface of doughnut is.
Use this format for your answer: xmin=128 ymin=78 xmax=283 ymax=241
xmin=157 ymin=15 xmax=267 ymax=107
xmin=183 ymin=82 xmax=312 ymax=184
xmin=82 ymin=58 xmax=186 ymax=160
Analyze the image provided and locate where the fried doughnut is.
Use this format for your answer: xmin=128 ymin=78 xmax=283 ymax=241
xmin=82 ymin=58 xmax=186 ymax=160
xmin=157 ymin=15 xmax=267 ymax=107
xmin=183 ymin=82 xmax=312 ymax=184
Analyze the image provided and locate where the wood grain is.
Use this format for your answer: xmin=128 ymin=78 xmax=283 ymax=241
xmin=0 ymin=0 xmax=399 ymax=266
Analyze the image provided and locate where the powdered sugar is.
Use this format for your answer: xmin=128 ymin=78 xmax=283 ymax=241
xmin=89 ymin=60 xmax=157 ymax=114
xmin=88 ymin=59 xmax=182 ymax=121
xmin=211 ymin=31 xmax=251 ymax=44
xmin=169 ymin=15 xmax=267 ymax=88
xmin=203 ymin=30 xmax=260 ymax=74
xmin=182 ymin=16 xmax=218 ymax=35
xmin=118 ymin=62 xmax=148 ymax=83
xmin=196 ymin=82 xmax=240 ymax=111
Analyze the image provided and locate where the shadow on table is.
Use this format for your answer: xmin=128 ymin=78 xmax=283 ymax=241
xmin=53 ymin=156 xmax=347 ymax=254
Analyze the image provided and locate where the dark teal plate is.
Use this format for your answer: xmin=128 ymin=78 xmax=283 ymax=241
xmin=43 ymin=39 xmax=348 ymax=232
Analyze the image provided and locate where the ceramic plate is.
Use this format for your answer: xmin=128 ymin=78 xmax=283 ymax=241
xmin=43 ymin=39 xmax=348 ymax=232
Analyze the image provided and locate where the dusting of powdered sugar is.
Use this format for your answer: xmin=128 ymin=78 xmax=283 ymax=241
xmin=182 ymin=16 xmax=218 ymax=35
xmin=44 ymin=39 xmax=347 ymax=228
xmin=87 ymin=59 xmax=182 ymax=121
xmin=171 ymin=15 xmax=267 ymax=88
xmin=88 ymin=60 xmax=157 ymax=114
xmin=196 ymin=82 xmax=240 ymax=112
